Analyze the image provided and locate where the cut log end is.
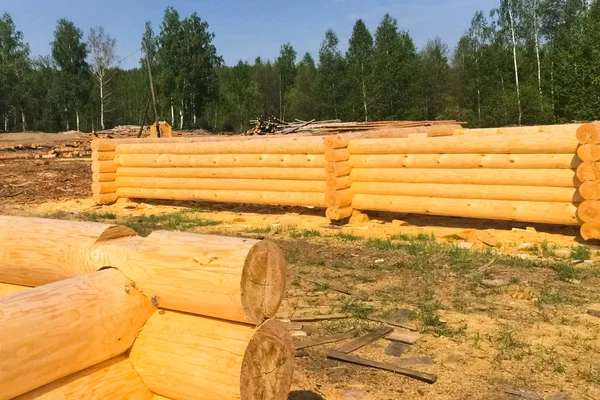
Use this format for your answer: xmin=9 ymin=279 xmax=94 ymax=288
xmin=240 ymin=320 xmax=295 ymax=400
xmin=577 ymin=144 xmax=600 ymax=162
xmin=579 ymin=181 xmax=600 ymax=200
xmin=241 ymin=240 xmax=287 ymax=324
xmin=576 ymin=123 xmax=600 ymax=145
xmin=581 ymin=223 xmax=600 ymax=241
xmin=96 ymin=225 xmax=137 ymax=243
xmin=578 ymin=200 xmax=600 ymax=223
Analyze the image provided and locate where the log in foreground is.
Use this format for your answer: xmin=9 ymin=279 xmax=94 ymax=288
xmin=350 ymin=168 xmax=579 ymax=188
xmin=0 ymin=282 xmax=29 ymax=296
xmin=15 ymin=356 xmax=152 ymax=400
xmin=0 ymin=269 xmax=156 ymax=400
xmin=349 ymin=153 xmax=580 ymax=169
xmin=348 ymin=133 xmax=579 ymax=155
xmin=576 ymin=122 xmax=600 ymax=145
xmin=351 ymin=194 xmax=580 ymax=225
xmin=116 ymin=187 xmax=327 ymax=207
xmin=99 ymin=231 xmax=287 ymax=324
xmin=129 ymin=310 xmax=294 ymax=400
xmin=351 ymin=182 xmax=582 ymax=203
xmin=0 ymin=216 xmax=136 ymax=286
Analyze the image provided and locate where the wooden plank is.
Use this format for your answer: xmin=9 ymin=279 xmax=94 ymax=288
xmin=285 ymin=322 xmax=304 ymax=331
xmin=386 ymin=329 xmax=423 ymax=345
xmin=368 ymin=317 xmax=418 ymax=332
xmin=327 ymin=350 xmax=437 ymax=384
xmin=336 ymin=326 xmax=393 ymax=354
xmin=290 ymin=313 xmax=348 ymax=322
xmin=295 ymin=330 xmax=358 ymax=350
xmin=587 ymin=305 xmax=600 ymax=318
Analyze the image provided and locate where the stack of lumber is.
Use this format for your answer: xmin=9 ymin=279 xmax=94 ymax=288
xmin=92 ymin=135 xmax=329 ymax=206
xmin=324 ymin=134 xmax=353 ymax=220
xmin=0 ymin=216 xmax=294 ymax=400
xmin=453 ymin=124 xmax=584 ymax=136
xmin=576 ymin=123 xmax=600 ymax=240
xmin=346 ymin=130 xmax=582 ymax=226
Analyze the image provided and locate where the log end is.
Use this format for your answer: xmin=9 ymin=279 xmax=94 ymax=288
xmin=240 ymin=320 xmax=294 ymax=400
xmin=326 ymin=206 xmax=353 ymax=221
xmin=581 ymin=223 xmax=600 ymax=241
xmin=577 ymin=144 xmax=600 ymax=162
xmin=576 ymin=123 xmax=600 ymax=145
xmin=579 ymin=181 xmax=600 ymax=201
xmin=241 ymin=240 xmax=287 ymax=324
xmin=97 ymin=225 xmax=137 ymax=243
xmin=578 ymin=200 xmax=600 ymax=223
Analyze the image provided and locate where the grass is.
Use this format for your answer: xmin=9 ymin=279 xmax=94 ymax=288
xmin=494 ymin=328 xmax=531 ymax=361
xmin=580 ymin=365 xmax=600 ymax=384
xmin=415 ymin=303 xmax=466 ymax=337
xmin=337 ymin=232 xmax=361 ymax=241
xmin=80 ymin=212 xmax=117 ymax=221
xmin=536 ymin=287 xmax=584 ymax=307
xmin=342 ymin=300 xmax=373 ymax=320
xmin=571 ymin=245 xmax=591 ymax=261
xmin=290 ymin=229 xmax=321 ymax=239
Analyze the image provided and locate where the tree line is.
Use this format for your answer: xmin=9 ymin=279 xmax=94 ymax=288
xmin=0 ymin=1 xmax=599 ymax=133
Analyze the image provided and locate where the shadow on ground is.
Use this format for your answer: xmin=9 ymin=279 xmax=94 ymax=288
xmin=288 ymin=391 xmax=325 ymax=400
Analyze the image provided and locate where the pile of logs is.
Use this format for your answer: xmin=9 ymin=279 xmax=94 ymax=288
xmin=0 ymin=215 xmax=294 ymax=400
xmin=576 ymin=123 xmax=600 ymax=240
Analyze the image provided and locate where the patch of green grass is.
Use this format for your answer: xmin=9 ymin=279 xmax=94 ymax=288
xmin=415 ymin=303 xmax=466 ymax=337
xmin=354 ymin=275 xmax=377 ymax=284
xmin=80 ymin=212 xmax=117 ymax=222
xmin=494 ymin=328 xmax=531 ymax=361
xmin=580 ymin=365 xmax=600 ymax=384
xmin=120 ymin=212 xmax=221 ymax=236
xmin=337 ymin=232 xmax=361 ymax=242
xmin=290 ymin=229 xmax=321 ymax=239
xmin=552 ymin=263 xmax=579 ymax=281
xmin=536 ymin=287 xmax=584 ymax=307
xmin=331 ymin=260 xmax=354 ymax=270
xmin=365 ymin=238 xmax=399 ymax=251
xmin=571 ymin=245 xmax=591 ymax=261
xmin=243 ymin=226 xmax=272 ymax=234
xmin=390 ymin=233 xmax=436 ymax=242
xmin=541 ymin=240 xmax=558 ymax=258
xmin=537 ymin=346 xmax=565 ymax=374
xmin=342 ymin=300 xmax=373 ymax=320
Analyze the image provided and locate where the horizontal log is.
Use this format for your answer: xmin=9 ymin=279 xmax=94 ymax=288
xmin=576 ymin=162 xmax=600 ymax=182
xmin=348 ymin=133 xmax=578 ymax=155
xmin=116 ymin=187 xmax=327 ymax=207
xmin=115 ymin=136 xmax=326 ymax=155
xmin=92 ymin=182 xmax=117 ymax=194
xmin=93 ymin=192 xmax=119 ymax=204
xmin=579 ymin=181 xmax=600 ymax=200
xmin=349 ymin=154 xmax=580 ymax=169
xmin=325 ymin=148 xmax=351 ymax=162
xmin=0 ymin=282 xmax=29 ymax=296
xmin=0 ymin=216 xmax=135 ymax=286
xmin=325 ymin=125 xmax=461 ymax=144
xmin=352 ymin=182 xmax=582 ymax=202
xmin=581 ymin=223 xmax=600 ymax=240
xmin=129 ymin=311 xmax=294 ymax=400
xmin=92 ymin=151 xmax=116 ymax=161
xmin=350 ymin=168 xmax=579 ymax=188
xmin=92 ymin=160 xmax=117 ymax=173
xmin=115 ymin=153 xmax=326 ymax=168
xmin=352 ymin=195 xmax=580 ymax=225
xmin=100 ymin=231 xmax=287 ymax=324
xmin=577 ymin=200 xmax=600 ymax=223
xmin=115 ymin=177 xmax=326 ymax=193
xmin=92 ymin=172 xmax=117 ymax=182
xmin=455 ymin=124 xmax=582 ymax=136
xmin=577 ymin=144 xmax=600 ymax=162
xmin=116 ymin=167 xmax=326 ymax=181
xmin=15 ymin=356 xmax=153 ymax=400
xmin=0 ymin=269 xmax=155 ymax=400
xmin=323 ymin=135 xmax=351 ymax=149
xmin=576 ymin=122 xmax=600 ymax=144
xmin=325 ymin=189 xmax=353 ymax=208
xmin=326 ymin=206 xmax=353 ymax=221
xmin=325 ymin=161 xmax=352 ymax=177
xmin=326 ymin=175 xmax=352 ymax=190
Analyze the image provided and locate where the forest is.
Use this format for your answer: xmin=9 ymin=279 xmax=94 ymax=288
xmin=0 ymin=0 xmax=599 ymax=133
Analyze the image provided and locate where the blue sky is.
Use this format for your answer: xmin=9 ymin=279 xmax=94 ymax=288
xmin=3 ymin=0 xmax=497 ymax=69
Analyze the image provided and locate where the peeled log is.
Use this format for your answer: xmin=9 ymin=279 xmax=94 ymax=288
xmin=116 ymin=187 xmax=327 ymax=208
xmin=93 ymin=172 xmax=117 ymax=182
xmin=352 ymin=182 xmax=582 ymax=203
xmin=325 ymin=189 xmax=353 ymax=208
xmin=100 ymin=231 xmax=287 ymax=324
xmin=349 ymin=154 xmax=580 ymax=169
xmin=579 ymin=181 xmax=600 ymax=200
xmin=576 ymin=122 xmax=600 ymax=144
xmin=115 ymin=136 xmax=326 ymax=155
xmin=92 ymin=160 xmax=117 ymax=173
xmin=324 ymin=125 xmax=461 ymax=145
xmin=325 ymin=149 xmax=350 ymax=162
xmin=0 ymin=269 xmax=156 ymax=400
xmin=576 ymin=162 xmax=600 ymax=182
xmin=0 ymin=282 xmax=29 ymax=296
xmin=0 ymin=216 xmax=135 ymax=287
xmin=92 ymin=151 xmax=116 ymax=161
xmin=326 ymin=175 xmax=352 ymax=190
xmin=454 ymin=124 xmax=582 ymax=136
xmin=115 ymin=153 xmax=326 ymax=169
xmin=129 ymin=311 xmax=294 ymax=400
xmin=577 ymin=144 xmax=600 ymax=162
xmin=348 ymin=133 xmax=578 ymax=155
xmin=581 ymin=223 xmax=600 ymax=240
xmin=350 ymin=168 xmax=579 ymax=188
xmin=15 ymin=356 xmax=152 ymax=400
xmin=325 ymin=162 xmax=352 ymax=177
xmin=577 ymin=200 xmax=600 ymax=223
xmin=351 ymin=194 xmax=580 ymax=225
xmin=115 ymin=177 xmax=326 ymax=193
xmin=92 ymin=182 xmax=118 ymax=194
xmin=116 ymin=167 xmax=326 ymax=181
xmin=326 ymin=207 xmax=353 ymax=221
xmin=93 ymin=193 xmax=119 ymax=204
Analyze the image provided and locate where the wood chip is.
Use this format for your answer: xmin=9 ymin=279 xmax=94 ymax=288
xmin=291 ymin=331 xmax=308 ymax=338
xmin=336 ymin=326 xmax=393 ymax=354
xmin=285 ymin=322 xmax=304 ymax=331
xmin=502 ymin=387 xmax=541 ymax=400
xmin=295 ymin=330 xmax=358 ymax=350
xmin=587 ymin=305 xmax=600 ymax=318
xmin=385 ymin=329 xmax=423 ymax=345
xmin=327 ymin=350 xmax=437 ymax=384
xmin=290 ymin=313 xmax=348 ymax=322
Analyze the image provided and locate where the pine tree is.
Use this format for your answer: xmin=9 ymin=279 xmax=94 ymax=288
xmin=346 ymin=19 xmax=373 ymax=122
xmin=418 ymin=38 xmax=451 ymax=120
xmin=287 ymin=52 xmax=318 ymax=121
xmin=317 ymin=29 xmax=346 ymax=120
xmin=276 ymin=43 xmax=297 ymax=121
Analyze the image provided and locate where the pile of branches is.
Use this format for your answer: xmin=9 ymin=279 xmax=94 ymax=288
xmin=246 ymin=117 xmax=341 ymax=135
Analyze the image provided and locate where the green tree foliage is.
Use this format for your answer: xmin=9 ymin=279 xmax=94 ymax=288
xmin=276 ymin=43 xmax=297 ymax=120
xmin=346 ymin=19 xmax=373 ymax=122
xmin=287 ymin=53 xmax=318 ymax=121
xmin=317 ymin=29 xmax=347 ymax=120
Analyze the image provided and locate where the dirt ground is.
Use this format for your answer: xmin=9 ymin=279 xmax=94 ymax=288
xmin=1 ymin=158 xmax=600 ymax=400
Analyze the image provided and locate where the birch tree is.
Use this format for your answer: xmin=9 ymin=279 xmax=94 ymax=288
xmin=347 ymin=20 xmax=373 ymax=122
xmin=88 ymin=27 xmax=116 ymax=130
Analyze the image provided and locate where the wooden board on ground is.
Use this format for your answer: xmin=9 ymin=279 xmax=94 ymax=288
xmin=290 ymin=313 xmax=348 ymax=322
xmin=295 ymin=330 xmax=358 ymax=350
xmin=385 ymin=329 xmax=423 ymax=345
xmin=335 ymin=326 xmax=393 ymax=354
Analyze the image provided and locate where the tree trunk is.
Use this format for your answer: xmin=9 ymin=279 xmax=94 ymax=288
xmin=100 ymin=78 xmax=105 ymax=130
xmin=500 ymin=73 xmax=509 ymax=125
xmin=170 ymin=98 xmax=175 ymax=126
xmin=180 ymin=99 xmax=184 ymax=130
xmin=533 ymin=0 xmax=544 ymax=113
xmin=20 ymin=106 xmax=26 ymax=132
xmin=76 ymin=110 xmax=80 ymax=132
xmin=507 ymin=2 xmax=522 ymax=125
xmin=551 ymin=58 xmax=556 ymax=122
xmin=361 ymin=63 xmax=368 ymax=122
xmin=4 ymin=114 xmax=8 ymax=132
